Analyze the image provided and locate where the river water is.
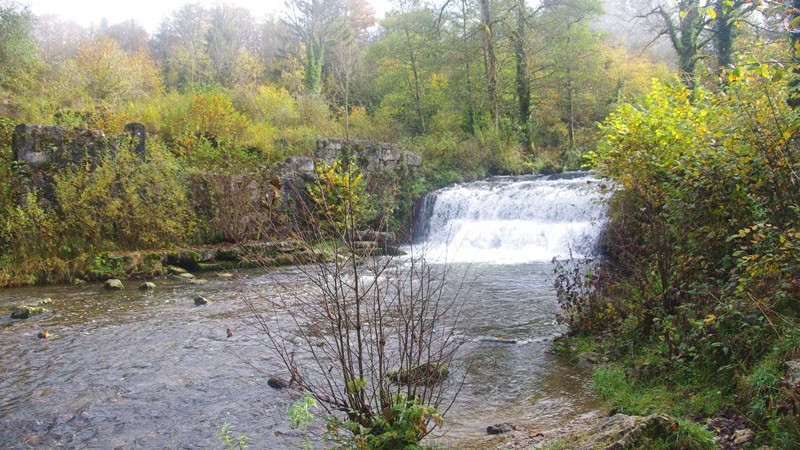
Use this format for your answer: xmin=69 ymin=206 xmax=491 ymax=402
xmin=0 ymin=172 xmax=607 ymax=449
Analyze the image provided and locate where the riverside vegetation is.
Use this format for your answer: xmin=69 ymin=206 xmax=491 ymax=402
xmin=554 ymin=65 xmax=800 ymax=448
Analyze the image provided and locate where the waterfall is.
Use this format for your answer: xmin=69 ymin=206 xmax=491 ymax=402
xmin=414 ymin=172 xmax=608 ymax=264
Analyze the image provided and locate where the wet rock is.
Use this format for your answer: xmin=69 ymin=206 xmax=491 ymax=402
xmin=138 ymin=282 xmax=156 ymax=290
xmin=11 ymin=298 xmax=52 ymax=319
xmin=104 ymin=279 xmax=124 ymax=290
xmin=187 ymin=278 xmax=208 ymax=285
xmin=166 ymin=265 xmax=188 ymax=275
xmin=388 ymin=362 xmax=449 ymax=385
xmin=268 ymin=377 xmax=290 ymax=389
xmin=487 ymin=423 xmax=515 ymax=435
xmin=178 ymin=272 xmax=195 ymax=279
xmin=216 ymin=272 xmax=234 ymax=278
xmin=194 ymin=296 xmax=209 ymax=306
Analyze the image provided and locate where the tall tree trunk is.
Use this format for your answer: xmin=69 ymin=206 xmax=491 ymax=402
xmin=462 ymin=0 xmax=476 ymax=135
xmin=514 ymin=0 xmax=532 ymax=154
xmin=403 ymin=25 xmax=426 ymax=134
xmin=714 ymin=0 xmax=733 ymax=77
xmin=788 ymin=0 xmax=800 ymax=108
xmin=567 ymin=66 xmax=575 ymax=149
xmin=479 ymin=0 xmax=498 ymax=127
xmin=304 ymin=41 xmax=325 ymax=94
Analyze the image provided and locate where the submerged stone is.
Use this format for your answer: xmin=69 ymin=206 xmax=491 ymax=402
xmin=138 ymin=282 xmax=156 ymax=290
xmin=487 ymin=423 xmax=515 ymax=435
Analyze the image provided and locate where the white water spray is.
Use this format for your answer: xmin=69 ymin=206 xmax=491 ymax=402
xmin=415 ymin=173 xmax=608 ymax=264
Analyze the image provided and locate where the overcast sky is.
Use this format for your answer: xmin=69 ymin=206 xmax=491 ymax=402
xmin=23 ymin=0 xmax=391 ymax=33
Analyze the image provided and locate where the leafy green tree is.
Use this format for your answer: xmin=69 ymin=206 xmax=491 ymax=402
xmin=284 ymin=0 xmax=349 ymax=94
xmin=153 ymin=4 xmax=213 ymax=89
xmin=207 ymin=5 xmax=258 ymax=87
xmin=0 ymin=1 xmax=43 ymax=94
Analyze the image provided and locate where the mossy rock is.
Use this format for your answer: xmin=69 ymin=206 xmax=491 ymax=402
xmin=11 ymin=298 xmax=53 ymax=319
xmin=388 ymin=363 xmax=449 ymax=385
xmin=215 ymin=247 xmax=244 ymax=261
xmin=165 ymin=250 xmax=201 ymax=270
xmin=104 ymin=279 xmax=124 ymax=290
xmin=166 ymin=265 xmax=188 ymax=275
xmin=197 ymin=262 xmax=223 ymax=272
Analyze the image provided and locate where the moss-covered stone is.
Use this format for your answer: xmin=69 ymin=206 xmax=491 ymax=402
xmin=11 ymin=298 xmax=53 ymax=319
xmin=104 ymin=279 xmax=124 ymax=290
xmin=388 ymin=362 xmax=449 ymax=385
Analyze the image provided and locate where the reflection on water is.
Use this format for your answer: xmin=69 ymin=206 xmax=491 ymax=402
xmin=0 ymin=261 xmax=597 ymax=449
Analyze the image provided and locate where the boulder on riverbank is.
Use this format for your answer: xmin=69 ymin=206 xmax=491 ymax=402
xmin=10 ymin=298 xmax=53 ymax=319
xmin=496 ymin=411 xmax=697 ymax=450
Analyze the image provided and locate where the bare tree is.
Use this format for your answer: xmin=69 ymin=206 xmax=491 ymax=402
xmin=243 ymin=160 xmax=468 ymax=446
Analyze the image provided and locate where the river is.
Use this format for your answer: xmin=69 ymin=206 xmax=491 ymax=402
xmin=0 ymin=172 xmax=607 ymax=449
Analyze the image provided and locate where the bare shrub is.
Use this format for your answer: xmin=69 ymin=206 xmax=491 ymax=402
xmin=243 ymin=161 xmax=467 ymax=446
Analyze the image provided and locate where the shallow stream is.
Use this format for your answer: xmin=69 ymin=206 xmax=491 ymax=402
xmin=0 ymin=173 xmax=607 ymax=449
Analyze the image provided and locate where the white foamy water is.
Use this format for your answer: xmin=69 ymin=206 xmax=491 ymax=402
xmin=415 ymin=173 xmax=608 ymax=263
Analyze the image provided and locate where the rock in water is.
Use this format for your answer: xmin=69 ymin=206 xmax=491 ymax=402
xmin=139 ymin=282 xmax=156 ymax=290
xmin=268 ymin=377 xmax=290 ymax=389
xmin=487 ymin=423 xmax=515 ymax=435
xmin=10 ymin=298 xmax=53 ymax=319
xmin=194 ymin=296 xmax=209 ymax=306
xmin=104 ymin=279 xmax=124 ymax=290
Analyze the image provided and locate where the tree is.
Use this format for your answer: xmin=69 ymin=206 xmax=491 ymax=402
xmin=245 ymin=160 xmax=466 ymax=447
xmin=154 ymin=4 xmax=212 ymax=89
xmin=479 ymin=0 xmax=499 ymax=127
xmin=102 ymin=19 xmax=149 ymax=53
xmin=207 ymin=5 xmax=257 ymax=86
xmin=71 ymin=37 xmax=162 ymax=102
xmin=0 ymin=1 xmax=43 ymax=93
xmin=284 ymin=0 xmax=349 ymax=94
xmin=512 ymin=0 xmax=533 ymax=153
xmin=369 ymin=5 xmax=444 ymax=135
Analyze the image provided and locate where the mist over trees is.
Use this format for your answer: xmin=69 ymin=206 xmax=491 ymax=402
xmin=0 ymin=0 xmax=792 ymax=177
